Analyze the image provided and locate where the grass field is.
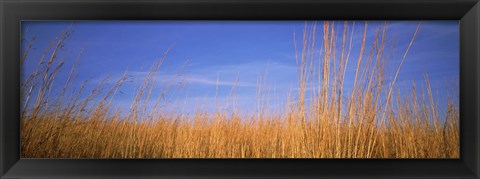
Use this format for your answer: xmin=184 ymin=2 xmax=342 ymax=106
xmin=20 ymin=22 xmax=459 ymax=158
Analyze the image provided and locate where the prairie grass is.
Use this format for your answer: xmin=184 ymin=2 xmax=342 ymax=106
xmin=20 ymin=21 xmax=459 ymax=158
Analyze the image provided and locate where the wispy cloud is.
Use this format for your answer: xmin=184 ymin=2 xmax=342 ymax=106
xmin=183 ymin=75 xmax=256 ymax=87
xmin=91 ymin=60 xmax=297 ymax=87
xmin=183 ymin=61 xmax=296 ymax=87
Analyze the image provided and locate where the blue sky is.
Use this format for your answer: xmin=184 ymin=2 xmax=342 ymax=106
xmin=21 ymin=21 xmax=459 ymax=116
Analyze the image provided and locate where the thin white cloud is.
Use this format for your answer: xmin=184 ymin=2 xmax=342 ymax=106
xmin=177 ymin=60 xmax=297 ymax=88
xmin=183 ymin=75 xmax=256 ymax=87
xmin=90 ymin=60 xmax=298 ymax=90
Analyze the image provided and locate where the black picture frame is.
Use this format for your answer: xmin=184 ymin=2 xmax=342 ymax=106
xmin=1 ymin=0 xmax=479 ymax=178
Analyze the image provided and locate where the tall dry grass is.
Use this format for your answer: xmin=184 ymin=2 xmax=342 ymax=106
xmin=20 ymin=21 xmax=459 ymax=158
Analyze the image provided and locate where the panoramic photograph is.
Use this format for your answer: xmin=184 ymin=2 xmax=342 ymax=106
xmin=20 ymin=21 xmax=459 ymax=158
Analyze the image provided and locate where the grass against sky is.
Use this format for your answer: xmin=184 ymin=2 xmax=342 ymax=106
xmin=21 ymin=21 xmax=459 ymax=116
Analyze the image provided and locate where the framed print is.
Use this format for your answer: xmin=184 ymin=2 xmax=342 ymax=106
xmin=1 ymin=0 xmax=479 ymax=178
